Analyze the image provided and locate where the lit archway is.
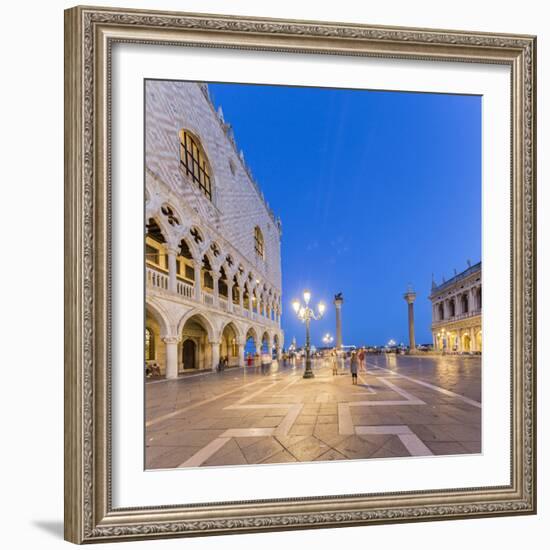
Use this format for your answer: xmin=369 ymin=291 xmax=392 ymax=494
xmin=462 ymin=332 xmax=471 ymax=352
xmin=220 ymin=322 xmax=240 ymax=367
xmin=179 ymin=314 xmax=214 ymax=372
xmin=245 ymin=327 xmax=258 ymax=365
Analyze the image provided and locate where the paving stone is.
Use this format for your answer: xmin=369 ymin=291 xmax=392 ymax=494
xmin=262 ymin=449 xmax=299 ymax=463
xmin=242 ymin=438 xmax=284 ymax=463
xmin=146 ymin=356 xmax=482 ymax=468
xmin=287 ymin=436 xmax=330 ymax=461
xmin=334 ymin=435 xmax=387 ymax=459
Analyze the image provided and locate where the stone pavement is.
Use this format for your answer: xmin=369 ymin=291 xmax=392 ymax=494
xmin=145 ymin=354 xmax=481 ymax=469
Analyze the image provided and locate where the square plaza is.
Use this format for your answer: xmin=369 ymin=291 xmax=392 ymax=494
xmin=145 ymin=355 xmax=481 ymax=469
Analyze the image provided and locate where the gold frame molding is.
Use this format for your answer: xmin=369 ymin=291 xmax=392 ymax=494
xmin=64 ymin=5 xmax=537 ymax=544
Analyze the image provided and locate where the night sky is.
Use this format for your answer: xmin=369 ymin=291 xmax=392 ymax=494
xmin=208 ymin=82 xmax=481 ymax=348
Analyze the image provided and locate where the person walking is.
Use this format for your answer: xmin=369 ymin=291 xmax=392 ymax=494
xmin=350 ymin=351 xmax=358 ymax=385
xmin=358 ymin=348 xmax=365 ymax=372
xmin=331 ymin=350 xmax=338 ymax=375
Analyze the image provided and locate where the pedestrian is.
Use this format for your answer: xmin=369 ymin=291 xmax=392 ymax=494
xmin=247 ymin=353 xmax=253 ymax=367
xmin=358 ymin=348 xmax=365 ymax=372
xmin=350 ymin=351 xmax=358 ymax=385
xmin=331 ymin=350 xmax=338 ymax=375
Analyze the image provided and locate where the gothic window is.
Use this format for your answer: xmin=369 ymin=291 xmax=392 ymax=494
xmin=161 ymin=205 xmax=180 ymax=226
xmin=190 ymin=226 xmax=203 ymax=245
xmin=232 ymin=277 xmax=240 ymax=304
xmin=218 ymin=267 xmax=228 ymax=298
xmin=254 ymin=226 xmax=265 ymax=259
xmin=202 ymin=256 xmax=213 ymax=290
xmin=146 ymin=244 xmax=160 ymax=266
xmin=179 ymin=130 xmax=212 ymax=200
xmin=210 ymin=242 xmax=221 ymax=257
xmin=145 ymin=219 xmax=167 ymax=269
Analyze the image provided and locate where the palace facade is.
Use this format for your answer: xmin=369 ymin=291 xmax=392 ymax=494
xmin=145 ymin=81 xmax=284 ymax=378
xmin=429 ymin=262 xmax=482 ymax=353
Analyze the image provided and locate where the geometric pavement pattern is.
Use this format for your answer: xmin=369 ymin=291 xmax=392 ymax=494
xmin=145 ymin=355 xmax=482 ymax=469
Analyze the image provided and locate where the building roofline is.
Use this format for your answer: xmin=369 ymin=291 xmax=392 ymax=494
xmin=431 ymin=261 xmax=481 ymax=295
xmin=198 ymin=84 xmax=282 ymax=234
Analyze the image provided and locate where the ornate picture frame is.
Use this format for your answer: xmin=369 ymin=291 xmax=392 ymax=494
xmin=64 ymin=5 xmax=536 ymax=544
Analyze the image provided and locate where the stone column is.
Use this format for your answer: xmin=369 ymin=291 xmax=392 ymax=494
xmin=212 ymin=274 xmax=219 ymax=307
xmin=237 ymin=343 xmax=245 ymax=367
xmin=255 ymin=341 xmax=262 ymax=366
xmin=403 ymin=287 xmax=417 ymax=353
xmin=166 ymin=247 xmax=178 ymax=294
xmin=432 ymin=332 xmax=436 ymax=351
xmin=248 ymin=291 xmax=254 ymax=317
xmin=266 ymin=335 xmax=273 ymax=364
xmin=334 ymin=294 xmax=344 ymax=349
xmin=194 ymin=263 xmax=201 ymax=300
xmin=470 ymin=327 xmax=477 ymax=352
xmin=210 ymin=341 xmax=220 ymax=371
xmin=470 ymin=287 xmax=477 ymax=312
xmin=238 ymin=285 xmax=244 ymax=313
xmin=163 ymin=336 xmax=179 ymax=379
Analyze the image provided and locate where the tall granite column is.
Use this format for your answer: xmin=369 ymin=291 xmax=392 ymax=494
xmin=334 ymin=293 xmax=344 ymax=349
xmin=403 ymin=286 xmax=417 ymax=353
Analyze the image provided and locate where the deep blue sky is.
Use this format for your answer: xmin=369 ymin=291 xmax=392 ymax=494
xmin=208 ymin=82 xmax=481 ymax=348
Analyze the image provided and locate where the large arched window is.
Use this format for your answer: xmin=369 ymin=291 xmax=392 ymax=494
xmin=254 ymin=226 xmax=265 ymax=259
xmin=179 ymin=130 xmax=212 ymax=200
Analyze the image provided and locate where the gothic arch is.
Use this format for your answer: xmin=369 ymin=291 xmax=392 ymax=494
xmin=145 ymin=299 xmax=172 ymax=338
xmin=219 ymin=320 xmax=244 ymax=346
xmin=176 ymin=309 xmax=217 ymax=342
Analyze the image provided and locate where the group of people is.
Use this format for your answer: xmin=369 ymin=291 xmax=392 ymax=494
xmin=329 ymin=348 xmax=368 ymax=385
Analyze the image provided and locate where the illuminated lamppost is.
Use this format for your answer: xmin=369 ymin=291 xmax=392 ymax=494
xmin=322 ymin=333 xmax=334 ymax=346
xmin=292 ymin=290 xmax=326 ymax=379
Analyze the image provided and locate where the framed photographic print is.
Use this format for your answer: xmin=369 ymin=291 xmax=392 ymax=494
xmin=64 ymin=5 xmax=537 ymax=544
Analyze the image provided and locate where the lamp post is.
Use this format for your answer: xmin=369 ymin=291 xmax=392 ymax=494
xmin=322 ymin=333 xmax=334 ymax=346
xmin=292 ymin=290 xmax=326 ymax=379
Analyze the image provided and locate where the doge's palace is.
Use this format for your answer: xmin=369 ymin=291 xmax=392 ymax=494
xmin=145 ymin=81 xmax=284 ymax=378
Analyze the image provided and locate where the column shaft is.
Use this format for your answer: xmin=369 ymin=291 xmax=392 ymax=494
xmin=167 ymin=248 xmax=177 ymax=293
xmin=164 ymin=337 xmax=179 ymax=379
xmin=210 ymin=342 xmax=220 ymax=371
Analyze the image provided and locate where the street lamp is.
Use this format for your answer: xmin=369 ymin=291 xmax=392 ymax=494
xmin=322 ymin=333 xmax=334 ymax=346
xmin=292 ymin=290 xmax=326 ymax=378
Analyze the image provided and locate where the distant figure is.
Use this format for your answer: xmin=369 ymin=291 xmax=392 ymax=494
xmin=331 ymin=350 xmax=338 ymax=375
xmin=247 ymin=353 xmax=253 ymax=367
xmin=350 ymin=351 xmax=358 ymax=385
xmin=358 ymin=348 xmax=366 ymax=372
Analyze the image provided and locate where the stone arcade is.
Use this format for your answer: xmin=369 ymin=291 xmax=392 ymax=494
xmin=145 ymin=81 xmax=284 ymax=378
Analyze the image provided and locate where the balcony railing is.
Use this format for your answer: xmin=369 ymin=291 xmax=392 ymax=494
xmin=432 ymin=308 xmax=481 ymax=326
xmin=146 ymin=266 xmax=168 ymax=291
xmin=146 ymin=267 xmax=280 ymax=326
xmin=176 ymin=279 xmax=194 ymax=299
